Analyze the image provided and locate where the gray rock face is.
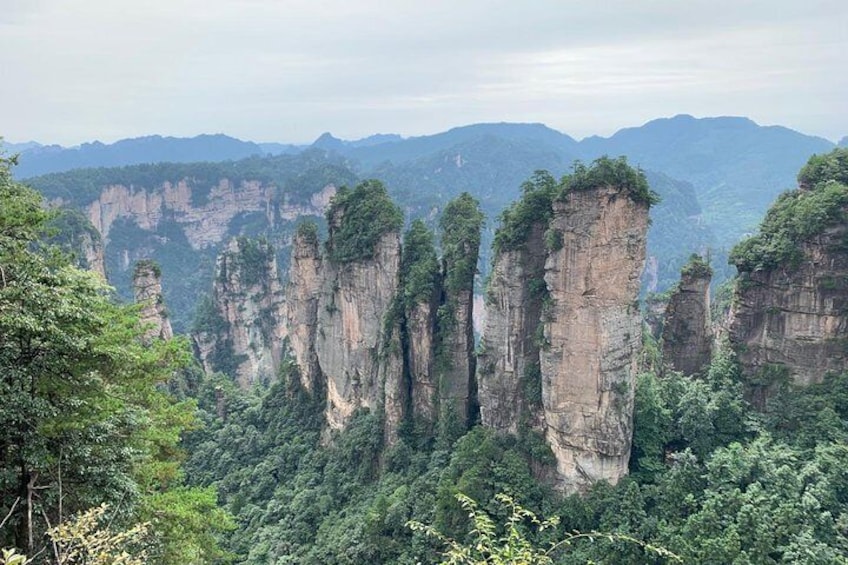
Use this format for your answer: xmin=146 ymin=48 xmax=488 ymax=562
xmin=438 ymin=286 xmax=476 ymax=428
xmin=314 ymin=231 xmax=402 ymax=433
xmin=193 ymin=238 xmax=287 ymax=389
xmin=477 ymin=222 xmax=548 ymax=434
xmin=407 ymin=298 xmax=438 ymax=428
xmin=662 ymin=268 xmax=712 ymax=376
xmin=133 ymin=260 xmax=173 ymax=341
xmin=539 ymin=187 xmax=649 ymax=492
xmin=79 ymin=231 xmax=107 ymax=280
xmin=730 ymin=223 xmax=848 ymax=396
xmin=286 ymin=230 xmax=323 ymax=393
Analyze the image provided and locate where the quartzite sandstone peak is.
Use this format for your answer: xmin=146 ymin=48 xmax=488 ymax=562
xmin=729 ymin=149 xmax=848 ymax=399
xmin=662 ymin=257 xmax=713 ymax=376
xmin=477 ymin=220 xmax=548 ymax=434
xmin=193 ymin=237 xmax=288 ymax=389
xmin=540 ymin=185 xmax=650 ymax=492
xmin=133 ymin=260 xmax=173 ymax=341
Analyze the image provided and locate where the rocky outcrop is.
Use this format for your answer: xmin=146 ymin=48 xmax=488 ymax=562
xmin=193 ymin=237 xmax=287 ymax=388
xmin=662 ymin=257 xmax=712 ymax=376
xmin=315 ymin=230 xmax=402 ymax=434
xmin=478 ymin=221 xmax=548 ymax=434
xmin=435 ymin=194 xmax=484 ymax=433
xmin=729 ymin=149 xmax=848 ymax=400
xmin=407 ymin=298 xmax=438 ymax=426
xmin=133 ymin=260 xmax=173 ymax=341
xmin=540 ymin=186 xmax=649 ymax=492
xmin=79 ymin=231 xmax=107 ymax=279
xmin=286 ymin=225 xmax=323 ymax=393
xmin=730 ymin=227 xmax=848 ymax=390
xmin=86 ymin=180 xmax=335 ymax=249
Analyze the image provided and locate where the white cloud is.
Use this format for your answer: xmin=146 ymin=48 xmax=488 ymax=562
xmin=1 ymin=0 xmax=846 ymax=144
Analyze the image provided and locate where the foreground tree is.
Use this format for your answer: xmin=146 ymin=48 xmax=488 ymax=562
xmin=0 ymin=156 xmax=231 ymax=562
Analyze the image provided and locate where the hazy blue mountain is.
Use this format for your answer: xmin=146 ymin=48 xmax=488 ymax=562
xmin=2 ymin=140 xmax=43 ymax=153
xmin=839 ymin=136 xmax=848 ymax=148
xmin=339 ymin=122 xmax=579 ymax=169
xmin=578 ymin=114 xmax=835 ymax=242
xmin=15 ymin=115 xmax=838 ymax=301
xmin=13 ymin=134 xmax=267 ymax=178
xmin=347 ymin=133 xmax=403 ymax=147
xmin=257 ymin=142 xmax=304 ymax=155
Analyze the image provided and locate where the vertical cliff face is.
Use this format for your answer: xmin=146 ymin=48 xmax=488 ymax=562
xmin=86 ymin=180 xmax=336 ymax=250
xmin=729 ymin=149 xmax=848 ymax=397
xmin=133 ymin=260 xmax=173 ymax=341
xmin=398 ymin=220 xmax=442 ymax=430
xmin=730 ymin=227 xmax=848 ymax=388
xmin=662 ymin=257 xmax=713 ymax=376
xmin=540 ymin=186 xmax=650 ymax=492
xmin=79 ymin=231 xmax=107 ymax=279
xmin=477 ymin=221 xmax=548 ymax=434
xmin=730 ymin=250 xmax=848 ymax=390
xmin=315 ymin=230 xmax=402 ymax=432
xmin=286 ymin=225 xmax=323 ymax=393
xmin=407 ymin=299 xmax=437 ymax=425
xmin=436 ymin=194 xmax=485 ymax=433
xmin=306 ymin=181 xmax=406 ymax=440
xmin=193 ymin=237 xmax=287 ymax=389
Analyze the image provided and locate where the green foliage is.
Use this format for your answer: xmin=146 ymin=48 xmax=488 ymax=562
xmin=133 ymin=257 xmax=162 ymax=278
xmin=731 ymin=150 xmax=848 ymax=272
xmin=400 ymin=219 xmax=440 ymax=310
xmin=411 ymin=492 xmax=681 ymax=565
xmin=48 ymin=504 xmax=150 ymax=565
xmin=439 ymin=193 xmax=484 ymax=295
xmin=325 ymin=179 xmax=404 ymax=264
xmin=797 ymin=147 xmax=848 ymax=188
xmin=227 ymin=236 xmax=274 ymax=288
xmin=42 ymin=207 xmax=103 ymax=271
xmin=679 ymin=253 xmax=712 ymax=278
xmin=295 ymin=220 xmax=320 ymax=247
xmin=0 ymin=549 xmax=28 ymax=565
xmin=560 ymin=156 xmax=660 ymax=207
xmin=139 ymin=486 xmax=235 ymax=564
xmin=492 ymin=170 xmax=558 ymax=254
xmin=0 ymin=157 xmax=229 ymax=563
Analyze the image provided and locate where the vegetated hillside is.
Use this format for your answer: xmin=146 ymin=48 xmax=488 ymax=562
xmin=179 ymin=151 xmax=848 ymax=564
xmin=367 ymin=137 xmax=713 ymax=292
xmin=7 ymin=133 xmax=300 ymax=178
xmin=579 ymin=114 xmax=835 ymax=242
xmin=0 ymin=158 xmax=233 ymax=563
xmin=24 ymin=150 xmax=359 ymax=333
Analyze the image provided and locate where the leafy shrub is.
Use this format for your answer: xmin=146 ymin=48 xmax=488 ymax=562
xmin=325 ymin=180 xmax=403 ymax=264
xmin=559 ymin=156 xmax=660 ymax=207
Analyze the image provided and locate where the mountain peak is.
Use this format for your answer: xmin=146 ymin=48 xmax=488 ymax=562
xmin=312 ymin=132 xmax=345 ymax=151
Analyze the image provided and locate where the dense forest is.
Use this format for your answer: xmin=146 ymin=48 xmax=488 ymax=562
xmin=2 ymin=143 xmax=848 ymax=564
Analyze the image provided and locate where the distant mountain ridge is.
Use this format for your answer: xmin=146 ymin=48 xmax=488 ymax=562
xmin=6 ymin=134 xmax=302 ymax=178
xmin=12 ymin=115 xmax=839 ymax=296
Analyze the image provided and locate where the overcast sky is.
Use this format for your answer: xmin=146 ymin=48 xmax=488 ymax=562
xmin=2 ymin=0 xmax=846 ymax=146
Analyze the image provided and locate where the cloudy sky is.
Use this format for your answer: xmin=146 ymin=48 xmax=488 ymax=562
xmin=2 ymin=0 xmax=846 ymax=145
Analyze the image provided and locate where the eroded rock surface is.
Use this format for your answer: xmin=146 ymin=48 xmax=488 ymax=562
xmin=193 ymin=237 xmax=287 ymax=388
xmin=662 ymin=261 xmax=712 ymax=376
xmin=540 ymin=187 xmax=649 ymax=492
xmin=730 ymin=225 xmax=848 ymax=390
xmin=133 ymin=260 xmax=173 ymax=341
xmin=478 ymin=222 xmax=548 ymax=434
